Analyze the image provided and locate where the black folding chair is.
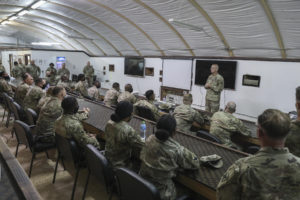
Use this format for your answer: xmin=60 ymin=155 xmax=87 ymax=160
xmin=26 ymin=108 xmax=38 ymax=126
xmin=135 ymin=106 xmax=156 ymax=121
xmin=82 ymin=145 xmax=115 ymax=200
xmin=52 ymin=134 xmax=85 ymax=200
xmin=14 ymin=120 xmax=56 ymax=177
xmin=4 ymin=94 xmax=14 ymax=128
xmin=197 ymin=130 xmax=222 ymax=144
xmin=245 ymin=145 xmax=260 ymax=154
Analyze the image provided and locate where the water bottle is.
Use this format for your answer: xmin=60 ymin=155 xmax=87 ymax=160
xmin=140 ymin=121 xmax=147 ymax=141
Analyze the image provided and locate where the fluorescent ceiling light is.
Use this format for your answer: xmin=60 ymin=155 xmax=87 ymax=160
xmin=9 ymin=16 xmax=18 ymax=21
xmin=31 ymin=42 xmax=61 ymax=46
xmin=18 ymin=10 xmax=29 ymax=16
xmin=31 ymin=0 xmax=46 ymax=9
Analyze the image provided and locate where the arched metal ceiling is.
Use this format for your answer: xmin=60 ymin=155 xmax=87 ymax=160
xmin=0 ymin=0 xmax=299 ymax=59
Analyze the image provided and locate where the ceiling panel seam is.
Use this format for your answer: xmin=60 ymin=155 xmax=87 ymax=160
xmin=259 ymin=0 xmax=286 ymax=59
xmin=189 ymin=0 xmax=233 ymax=57
xmin=133 ymin=0 xmax=195 ymax=56
xmin=49 ymin=1 xmax=141 ymax=56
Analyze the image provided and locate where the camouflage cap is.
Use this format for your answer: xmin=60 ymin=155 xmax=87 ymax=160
xmin=200 ymin=154 xmax=223 ymax=169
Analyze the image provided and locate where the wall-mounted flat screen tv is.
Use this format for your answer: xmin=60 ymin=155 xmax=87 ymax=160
xmin=194 ymin=60 xmax=237 ymax=90
xmin=124 ymin=57 xmax=144 ymax=77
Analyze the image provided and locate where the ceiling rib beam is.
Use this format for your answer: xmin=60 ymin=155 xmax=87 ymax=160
xmin=259 ymin=0 xmax=286 ymax=59
xmin=133 ymin=0 xmax=195 ymax=56
xmin=87 ymin=0 xmax=165 ymax=56
xmin=189 ymin=0 xmax=233 ymax=57
xmin=26 ymin=14 xmax=107 ymax=56
xmin=49 ymin=1 xmax=141 ymax=56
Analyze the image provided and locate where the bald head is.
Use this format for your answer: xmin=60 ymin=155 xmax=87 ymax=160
xmin=183 ymin=94 xmax=193 ymax=105
xmin=210 ymin=64 xmax=219 ymax=74
xmin=225 ymin=101 xmax=236 ymax=113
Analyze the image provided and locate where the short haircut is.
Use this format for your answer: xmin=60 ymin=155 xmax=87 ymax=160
xmin=78 ymin=74 xmax=85 ymax=81
xmin=14 ymin=61 xmax=18 ymax=66
xmin=125 ymin=84 xmax=133 ymax=93
xmin=35 ymin=78 xmax=43 ymax=85
xmin=62 ymin=96 xmax=78 ymax=114
xmin=258 ymin=109 xmax=290 ymax=139
xmin=155 ymin=115 xmax=177 ymax=142
xmin=145 ymin=90 xmax=154 ymax=100
xmin=226 ymin=101 xmax=236 ymax=113
xmin=112 ymin=82 xmax=119 ymax=89
xmin=22 ymin=73 xmax=30 ymax=81
xmin=183 ymin=94 xmax=193 ymax=105
xmin=49 ymin=63 xmax=54 ymax=67
xmin=212 ymin=64 xmax=219 ymax=70
xmin=46 ymin=86 xmax=54 ymax=96
xmin=52 ymin=86 xmax=64 ymax=96
xmin=110 ymin=101 xmax=133 ymax=122
xmin=296 ymin=86 xmax=300 ymax=102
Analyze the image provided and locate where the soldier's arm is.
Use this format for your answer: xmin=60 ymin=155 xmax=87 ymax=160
xmin=70 ymin=122 xmax=100 ymax=149
xmin=235 ymin=119 xmax=251 ymax=136
xmin=37 ymin=67 xmax=41 ymax=76
xmin=127 ymin=128 xmax=144 ymax=148
xmin=210 ymin=77 xmax=224 ymax=92
xmin=194 ymin=110 xmax=205 ymax=126
xmin=177 ymin=145 xmax=200 ymax=170
xmin=217 ymin=161 xmax=243 ymax=200
xmin=75 ymin=112 xmax=89 ymax=121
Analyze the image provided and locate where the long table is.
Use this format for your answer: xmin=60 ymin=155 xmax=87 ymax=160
xmin=77 ymin=98 xmax=248 ymax=200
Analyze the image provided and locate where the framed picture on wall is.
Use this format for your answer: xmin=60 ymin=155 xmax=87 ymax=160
xmin=242 ymin=74 xmax=261 ymax=87
xmin=109 ymin=64 xmax=115 ymax=72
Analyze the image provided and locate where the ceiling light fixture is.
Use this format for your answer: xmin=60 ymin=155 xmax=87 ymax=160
xmin=18 ymin=10 xmax=29 ymax=16
xmin=31 ymin=42 xmax=61 ymax=46
xmin=31 ymin=0 xmax=46 ymax=9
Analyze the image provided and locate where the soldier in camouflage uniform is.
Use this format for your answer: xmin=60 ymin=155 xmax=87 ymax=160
xmin=24 ymin=78 xmax=46 ymax=112
xmin=14 ymin=73 xmax=34 ymax=107
xmin=205 ymin=64 xmax=224 ymax=114
xmin=83 ymin=61 xmax=94 ymax=87
xmin=46 ymin=63 xmax=57 ymax=86
xmin=18 ymin=58 xmax=26 ymax=71
xmin=36 ymin=86 xmax=66 ymax=143
xmin=57 ymin=75 xmax=71 ymax=91
xmin=11 ymin=61 xmax=25 ymax=85
xmin=36 ymin=86 xmax=54 ymax=114
xmin=55 ymin=96 xmax=100 ymax=149
xmin=140 ymin=115 xmax=199 ymax=200
xmin=26 ymin=60 xmax=41 ymax=81
xmin=217 ymin=109 xmax=300 ymax=200
xmin=105 ymin=101 xmax=143 ymax=168
xmin=117 ymin=83 xmax=137 ymax=104
xmin=88 ymin=81 xmax=101 ymax=100
xmin=285 ymin=86 xmax=300 ymax=157
xmin=173 ymin=94 xmax=204 ymax=136
xmin=0 ymin=71 xmax=14 ymax=97
xmin=57 ymin=63 xmax=70 ymax=80
xmin=134 ymin=90 xmax=161 ymax=121
xmin=0 ymin=60 xmax=6 ymax=73
xmin=75 ymin=74 xmax=89 ymax=97
xmin=104 ymin=82 xmax=120 ymax=107
xmin=210 ymin=101 xmax=251 ymax=149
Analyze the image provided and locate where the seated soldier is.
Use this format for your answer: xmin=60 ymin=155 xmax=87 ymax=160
xmin=140 ymin=115 xmax=199 ymax=200
xmin=173 ymin=94 xmax=205 ymax=135
xmin=209 ymin=101 xmax=251 ymax=149
xmin=56 ymin=75 xmax=71 ymax=91
xmin=36 ymin=86 xmax=54 ymax=114
xmin=217 ymin=109 xmax=300 ymax=199
xmin=0 ymin=71 xmax=14 ymax=97
xmin=36 ymin=86 xmax=66 ymax=143
xmin=75 ymin=74 xmax=89 ymax=97
xmin=117 ymin=83 xmax=137 ymax=104
xmin=104 ymin=82 xmax=120 ymax=107
xmin=14 ymin=73 xmax=34 ymax=107
xmin=88 ymin=80 xmax=101 ymax=100
xmin=134 ymin=90 xmax=160 ymax=121
xmin=24 ymin=78 xmax=46 ymax=112
xmin=285 ymin=86 xmax=300 ymax=157
xmin=104 ymin=101 xmax=143 ymax=169
xmin=55 ymin=96 xmax=100 ymax=149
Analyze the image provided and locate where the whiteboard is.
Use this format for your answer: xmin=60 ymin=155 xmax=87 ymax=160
xmin=162 ymin=59 xmax=192 ymax=90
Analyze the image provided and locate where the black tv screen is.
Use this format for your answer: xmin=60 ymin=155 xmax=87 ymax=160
xmin=194 ymin=60 xmax=237 ymax=89
xmin=124 ymin=57 xmax=144 ymax=77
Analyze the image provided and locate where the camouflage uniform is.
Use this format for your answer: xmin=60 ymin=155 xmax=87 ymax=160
xmin=46 ymin=66 xmax=57 ymax=86
xmin=83 ymin=65 xmax=94 ymax=87
xmin=117 ymin=91 xmax=137 ymax=104
xmin=104 ymin=120 xmax=143 ymax=168
xmin=104 ymin=88 xmax=120 ymax=107
xmin=88 ymin=86 xmax=101 ymax=100
xmin=210 ymin=111 xmax=251 ymax=149
xmin=36 ymin=97 xmax=63 ymax=142
xmin=285 ymin=120 xmax=300 ymax=157
xmin=15 ymin=83 xmax=30 ymax=107
xmin=36 ymin=95 xmax=51 ymax=114
xmin=205 ymin=74 xmax=224 ymax=114
xmin=173 ymin=104 xmax=204 ymax=135
xmin=217 ymin=147 xmax=300 ymax=200
xmin=0 ymin=64 xmax=6 ymax=73
xmin=57 ymin=80 xmax=71 ymax=91
xmin=11 ymin=65 xmax=25 ymax=83
xmin=134 ymin=100 xmax=160 ymax=121
xmin=55 ymin=114 xmax=100 ymax=149
xmin=75 ymin=81 xmax=88 ymax=97
xmin=23 ymin=85 xmax=45 ymax=112
xmin=0 ymin=77 xmax=14 ymax=97
xmin=57 ymin=68 xmax=70 ymax=79
xmin=140 ymin=135 xmax=200 ymax=200
xmin=26 ymin=64 xmax=41 ymax=80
